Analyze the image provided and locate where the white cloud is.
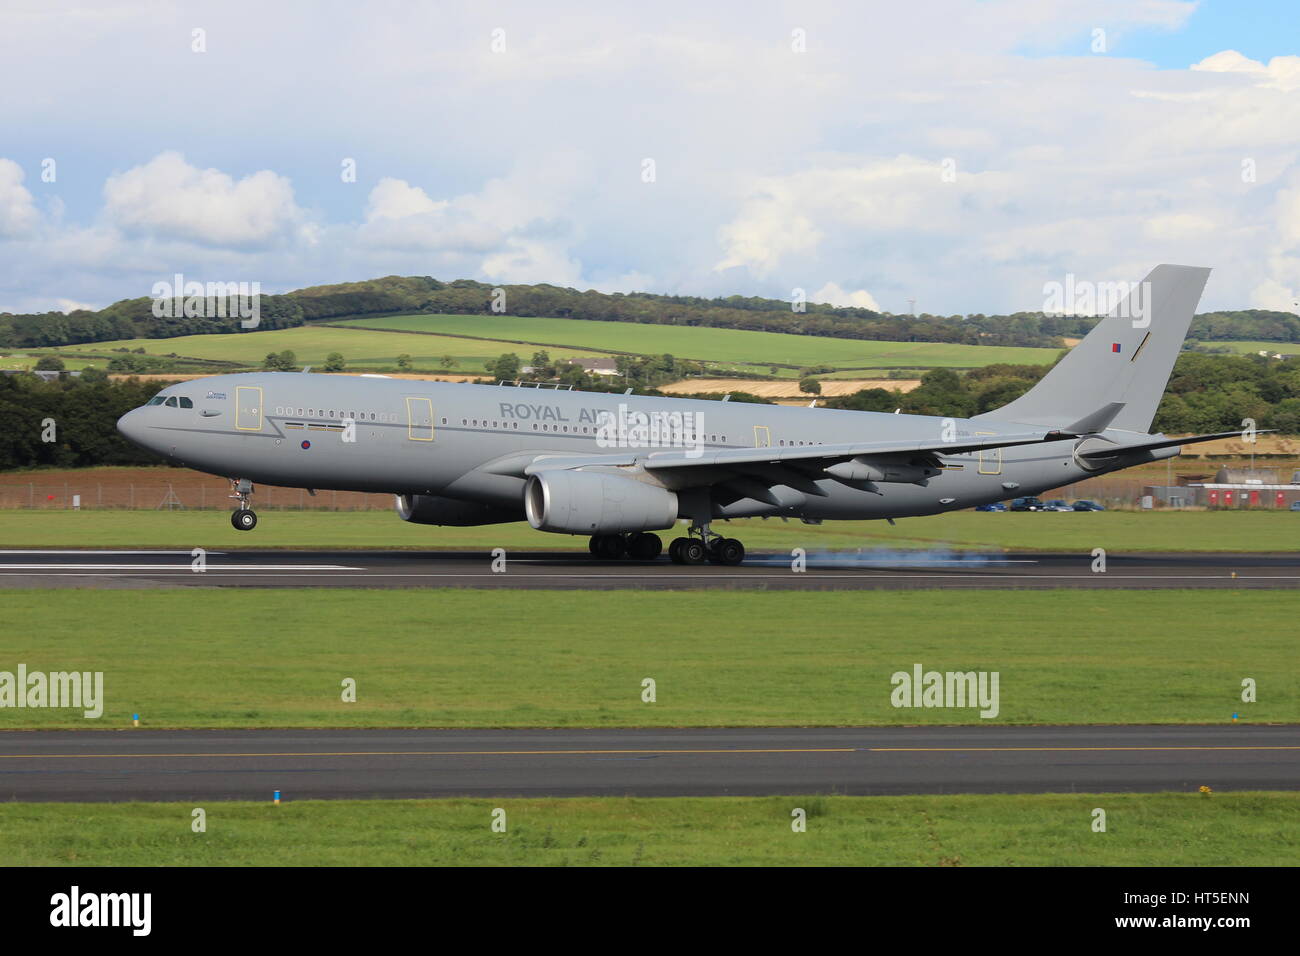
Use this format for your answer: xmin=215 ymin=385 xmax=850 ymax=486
xmin=102 ymin=151 xmax=302 ymax=246
xmin=1192 ymin=50 xmax=1300 ymax=91
xmin=811 ymin=282 xmax=882 ymax=311
xmin=365 ymin=178 xmax=447 ymax=222
xmin=0 ymin=158 xmax=39 ymax=238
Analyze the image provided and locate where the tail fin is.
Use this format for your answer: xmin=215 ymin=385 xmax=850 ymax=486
xmin=976 ymin=264 xmax=1210 ymax=434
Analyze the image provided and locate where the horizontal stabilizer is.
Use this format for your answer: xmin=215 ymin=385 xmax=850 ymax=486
xmin=1064 ymin=402 xmax=1126 ymax=435
xmin=1078 ymin=429 xmax=1272 ymax=462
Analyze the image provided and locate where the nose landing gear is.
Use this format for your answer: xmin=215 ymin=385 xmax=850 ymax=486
xmin=229 ymin=478 xmax=257 ymax=531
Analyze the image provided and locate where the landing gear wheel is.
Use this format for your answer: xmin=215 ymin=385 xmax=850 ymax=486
xmin=668 ymin=537 xmax=687 ymax=564
xmin=715 ymin=537 xmax=745 ymax=566
xmin=627 ymin=532 xmax=663 ymax=560
xmin=593 ymin=534 xmax=627 ymax=560
xmin=589 ymin=536 xmax=600 ymax=555
xmin=231 ymin=508 xmax=258 ymax=531
xmin=678 ymin=539 xmax=707 ymax=565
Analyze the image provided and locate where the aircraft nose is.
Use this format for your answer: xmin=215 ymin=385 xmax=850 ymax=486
xmin=116 ymin=407 xmax=147 ymax=446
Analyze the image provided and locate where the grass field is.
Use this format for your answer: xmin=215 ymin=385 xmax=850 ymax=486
xmin=339 ymin=313 xmax=1063 ymax=370
xmin=1212 ymin=340 xmax=1300 ymax=356
xmin=2 ymin=508 xmax=1296 ymax=552
xmin=2 ymin=793 xmax=1294 ymax=866
xmin=50 ymin=326 xmax=613 ymax=370
xmin=2 ymin=589 xmax=1294 ymax=729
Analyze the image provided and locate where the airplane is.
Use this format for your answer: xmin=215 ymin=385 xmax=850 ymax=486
xmin=116 ymin=264 xmax=1246 ymax=565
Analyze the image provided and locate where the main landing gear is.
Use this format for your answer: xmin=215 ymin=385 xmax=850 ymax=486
xmin=588 ymin=523 xmax=746 ymax=565
xmin=589 ymin=531 xmax=663 ymax=560
xmin=229 ymin=478 xmax=257 ymax=531
xmin=668 ymin=521 xmax=745 ymax=566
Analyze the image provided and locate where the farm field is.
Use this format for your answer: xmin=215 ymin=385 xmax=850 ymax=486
xmin=1213 ymin=340 xmax=1300 ymax=356
xmin=2 ymin=588 xmax=1295 ymax=729
xmin=48 ymin=326 xmax=615 ymax=369
xmin=337 ymin=313 xmax=1063 ymax=370
xmin=3 ymin=793 xmax=1294 ymax=866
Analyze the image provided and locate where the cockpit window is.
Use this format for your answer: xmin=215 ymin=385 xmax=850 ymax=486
xmin=164 ymin=397 xmax=179 ymax=407
xmin=178 ymin=397 xmax=193 ymax=408
xmin=147 ymin=396 xmax=165 ymax=406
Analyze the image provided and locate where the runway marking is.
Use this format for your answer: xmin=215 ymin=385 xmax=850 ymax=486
xmin=3 ymin=570 xmax=1297 ymax=581
xmin=0 ymin=564 xmax=363 ymax=571
xmin=3 ymin=746 xmax=1297 ymax=760
xmin=0 ymin=550 xmax=228 ymax=555
xmin=870 ymin=746 xmax=1300 ymax=752
xmin=0 ymin=747 xmax=856 ymax=759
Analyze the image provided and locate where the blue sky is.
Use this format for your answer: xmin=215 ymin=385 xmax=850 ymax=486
xmin=1 ymin=0 xmax=1298 ymax=316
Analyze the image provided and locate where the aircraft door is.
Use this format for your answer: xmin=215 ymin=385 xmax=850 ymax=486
xmin=753 ymin=425 xmax=771 ymax=448
xmin=976 ymin=430 xmax=1002 ymax=475
xmin=235 ymin=386 xmax=263 ymax=431
xmin=405 ymin=396 xmax=435 ymax=441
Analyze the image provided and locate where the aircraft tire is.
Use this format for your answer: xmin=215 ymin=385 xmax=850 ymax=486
xmin=628 ymin=532 xmax=662 ymax=560
xmin=716 ymin=538 xmax=745 ymax=566
xmin=232 ymin=509 xmax=258 ymax=531
xmin=678 ymin=539 xmax=707 ymax=565
xmin=594 ymin=534 xmax=627 ymax=559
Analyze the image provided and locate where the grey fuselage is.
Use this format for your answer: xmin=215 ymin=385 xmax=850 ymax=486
xmin=116 ymin=372 xmax=1156 ymax=524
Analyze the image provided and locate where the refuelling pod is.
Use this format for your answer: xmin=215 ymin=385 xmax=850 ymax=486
xmin=525 ymin=470 xmax=679 ymax=534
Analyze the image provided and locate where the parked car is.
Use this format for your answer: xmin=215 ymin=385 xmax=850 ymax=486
xmin=975 ymin=502 xmax=1007 ymax=512
xmin=1043 ymin=499 xmax=1074 ymax=511
xmin=1009 ymin=496 xmax=1046 ymax=511
xmin=1073 ymin=500 xmax=1106 ymax=511
xmin=1290 ymin=500 xmax=1300 ymax=512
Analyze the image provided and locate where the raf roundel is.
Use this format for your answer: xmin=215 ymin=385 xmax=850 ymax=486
xmin=301 ymin=440 xmax=311 ymax=449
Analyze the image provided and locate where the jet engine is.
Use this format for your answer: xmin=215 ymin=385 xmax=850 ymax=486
xmin=394 ymin=493 xmax=522 ymax=526
xmin=524 ymin=470 xmax=679 ymax=534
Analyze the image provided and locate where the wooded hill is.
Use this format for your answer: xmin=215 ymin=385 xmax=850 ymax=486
xmin=4 ymin=275 xmax=1297 ymax=351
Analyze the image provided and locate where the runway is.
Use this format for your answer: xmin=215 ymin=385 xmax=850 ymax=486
xmin=1 ymin=726 xmax=1295 ymax=802
xmin=0 ymin=548 xmax=1296 ymax=589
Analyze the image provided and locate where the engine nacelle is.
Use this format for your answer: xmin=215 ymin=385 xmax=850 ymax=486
xmin=525 ymin=470 xmax=678 ymax=534
xmin=395 ymin=494 xmax=522 ymax=527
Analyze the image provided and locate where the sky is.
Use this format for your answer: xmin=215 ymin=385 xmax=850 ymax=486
xmin=1 ymin=0 xmax=1298 ymax=316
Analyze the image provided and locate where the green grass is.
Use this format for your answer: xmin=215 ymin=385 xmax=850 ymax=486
xmin=2 ymin=508 xmax=1295 ymax=552
xmin=1207 ymin=340 xmax=1300 ymax=356
xmin=2 ymin=793 xmax=1294 ymax=866
xmin=2 ymin=589 xmax=1294 ymax=728
xmin=55 ymin=326 xmax=613 ymax=370
xmin=339 ymin=313 xmax=1062 ymax=370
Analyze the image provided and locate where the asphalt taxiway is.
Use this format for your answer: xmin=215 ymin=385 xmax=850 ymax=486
xmin=0 ymin=548 xmax=1295 ymax=589
xmin=1 ymin=725 xmax=1295 ymax=801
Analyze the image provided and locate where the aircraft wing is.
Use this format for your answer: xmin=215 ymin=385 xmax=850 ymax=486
xmin=520 ymin=429 xmax=1075 ymax=499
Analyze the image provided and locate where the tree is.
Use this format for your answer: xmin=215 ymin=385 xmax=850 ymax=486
xmin=34 ymin=355 xmax=65 ymax=371
xmin=396 ymin=354 xmax=413 ymax=371
xmin=485 ymin=353 xmax=521 ymax=379
xmin=799 ymin=376 xmax=822 ymax=395
xmin=323 ymin=352 xmax=346 ymax=372
xmin=264 ymin=350 xmax=297 ymax=371
xmin=438 ymin=355 xmax=457 ymax=370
